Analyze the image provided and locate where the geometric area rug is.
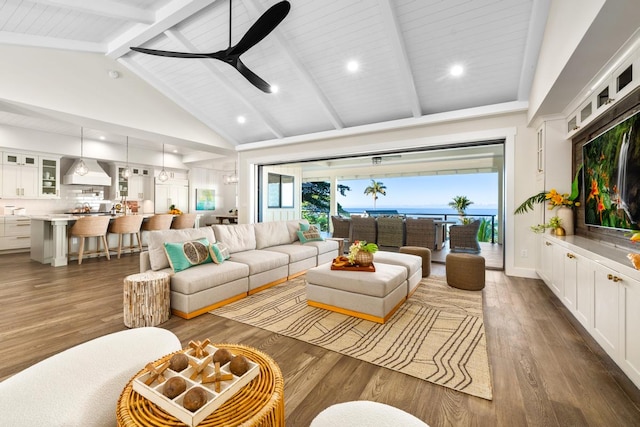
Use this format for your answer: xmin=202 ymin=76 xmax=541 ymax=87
xmin=211 ymin=275 xmax=492 ymax=400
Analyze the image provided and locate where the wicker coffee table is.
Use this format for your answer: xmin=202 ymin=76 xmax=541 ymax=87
xmin=116 ymin=344 xmax=284 ymax=426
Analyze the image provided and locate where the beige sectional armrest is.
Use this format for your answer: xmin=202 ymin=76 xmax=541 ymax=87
xmin=140 ymin=250 xmax=151 ymax=272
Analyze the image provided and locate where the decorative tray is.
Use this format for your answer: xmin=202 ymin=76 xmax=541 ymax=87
xmin=133 ymin=341 xmax=260 ymax=427
xmin=331 ymin=257 xmax=376 ymax=272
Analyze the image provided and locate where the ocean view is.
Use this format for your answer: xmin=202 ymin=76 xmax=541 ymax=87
xmin=343 ymin=207 xmax=498 ymax=217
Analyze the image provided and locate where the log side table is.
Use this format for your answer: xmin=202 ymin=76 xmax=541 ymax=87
xmin=123 ymin=271 xmax=171 ymax=328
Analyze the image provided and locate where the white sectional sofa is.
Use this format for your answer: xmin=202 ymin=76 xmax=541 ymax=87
xmin=140 ymin=219 xmax=339 ymax=319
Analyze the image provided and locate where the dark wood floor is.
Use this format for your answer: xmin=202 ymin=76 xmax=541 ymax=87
xmin=1 ymin=252 xmax=639 ymax=426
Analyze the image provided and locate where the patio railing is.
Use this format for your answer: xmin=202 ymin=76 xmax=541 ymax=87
xmin=302 ymin=209 xmax=499 ymax=244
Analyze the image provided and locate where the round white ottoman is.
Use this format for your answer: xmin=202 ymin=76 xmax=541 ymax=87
xmin=310 ymin=400 xmax=430 ymax=427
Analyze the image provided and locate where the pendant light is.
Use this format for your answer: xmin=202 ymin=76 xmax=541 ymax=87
xmin=122 ymin=136 xmax=132 ymax=179
xmin=158 ymin=144 xmax=169 ymax=182
xmin=224 ymin=161 xmax=238 ymax=185
xmin=74 ymin=127 xmax=89 ymax=176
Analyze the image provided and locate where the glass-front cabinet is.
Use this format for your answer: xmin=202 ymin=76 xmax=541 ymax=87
xmin=39 ymin=156 xmax=60 ymax=198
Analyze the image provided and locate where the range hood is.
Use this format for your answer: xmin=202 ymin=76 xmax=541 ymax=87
xmin=63 ymin=159 xmax=112 ymax=186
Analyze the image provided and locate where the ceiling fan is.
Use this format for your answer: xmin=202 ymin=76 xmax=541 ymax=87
xmin=130 ymin=0 xmax=291 ymax=93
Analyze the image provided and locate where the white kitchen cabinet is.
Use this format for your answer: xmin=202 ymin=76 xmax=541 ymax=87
xmin=2 ymin=152 xmax=38 ymax=198
xmin=39 ymin=156 xmax=60 ymax=198
xmin=0 ymin=216 xmax=31 ymax=252
xmin=111 ymin=164 xmax=153 ymax=201
xmin=128 ymin=175 xmax=153 ymax=200
xmin=155 ymin=180 xmax=189 ymax=213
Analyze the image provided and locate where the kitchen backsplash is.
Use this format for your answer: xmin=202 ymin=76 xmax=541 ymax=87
xmin=1 ymin=185 xmax=111 ymax=215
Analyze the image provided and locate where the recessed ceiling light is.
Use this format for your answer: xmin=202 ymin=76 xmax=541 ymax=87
xmin=450 ymin=64 xmax=464 ymax=77
xmin=237 ymin=116 xmax=246 ymax=124
xmin=172 ymin=149 xmax=178 ymax=153
xmin=347 ymin=60 xmax=359 ymax=73
xmin=270 ymin=84 xmax=279 ymax=94
xmin=99 ymin=136 xmax=106 ymax=140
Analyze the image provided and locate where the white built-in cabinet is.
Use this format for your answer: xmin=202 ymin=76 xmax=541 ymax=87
xmin=566 ymin=44 xmax=639 ymax=138
xmin=537 ymin=234 xmax=640 ymax=389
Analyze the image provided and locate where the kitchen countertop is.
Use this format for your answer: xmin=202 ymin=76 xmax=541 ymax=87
xmin=31 ymin=213 xmax=155 ymax=221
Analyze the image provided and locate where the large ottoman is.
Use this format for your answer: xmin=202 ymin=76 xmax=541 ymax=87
xmin=373 ymin=251 xmax=423 ymax=297
xmin=306 ymin=262 xmax=408 ymax=323
xmin=446 ymin=253 xmax=485 ymax=290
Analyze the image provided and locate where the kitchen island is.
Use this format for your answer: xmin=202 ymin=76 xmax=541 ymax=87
xmin=30 ymin=214 xmax=201 ymax=267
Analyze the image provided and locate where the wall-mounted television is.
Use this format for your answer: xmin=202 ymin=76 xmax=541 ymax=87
xmin=582 ymin=110 xmax=639 ymax=230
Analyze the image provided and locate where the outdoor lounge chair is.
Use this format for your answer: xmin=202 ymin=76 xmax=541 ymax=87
xmin=351 ymin=216 xmax=377 ymax=244
xmin=449 ymin=220 xmax=481 ymax=253
xmin=377 ymin=216 xmax=405 ymax=247
xmin=405 ymin=218 xmax=436 ymax=249
xmin=331 ymin=215 xmax=351 ymax=239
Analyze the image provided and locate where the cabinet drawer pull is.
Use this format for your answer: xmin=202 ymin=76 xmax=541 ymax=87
xmin=566 ymin=253 xmax=576 ymax=259
xmin=607 ymin=274 xmax=623 ymax=282
xmin=545 ymin=242 xmax=552 ymax=246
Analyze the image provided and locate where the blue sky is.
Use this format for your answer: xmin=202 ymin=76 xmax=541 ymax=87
xmin=337 ymin=173 xmax=499 ymax=209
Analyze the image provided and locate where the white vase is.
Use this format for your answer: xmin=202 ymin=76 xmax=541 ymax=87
xmin=556 ymin=206 xmax=574 ymax=235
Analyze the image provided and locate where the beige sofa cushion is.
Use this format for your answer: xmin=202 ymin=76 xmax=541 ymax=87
xmin=212 ymin=224 xmax=256 ymax=253
xmin=148 ymin=228 xmax=215 ymax=271
xmin=254 ymin=221 xmax=292 ymax=249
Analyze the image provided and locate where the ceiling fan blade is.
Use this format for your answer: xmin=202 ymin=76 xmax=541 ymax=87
xmin=228 ymin=1 xmax=290 ymax=56
xmin=235 ymin=58 xmax=272 ymax=93
xmin=130 ymin=46 xmax=212 ymax=59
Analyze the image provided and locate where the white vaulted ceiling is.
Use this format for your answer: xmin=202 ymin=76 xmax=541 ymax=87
xmin=0 ymin=0 xmax=547 ymax=158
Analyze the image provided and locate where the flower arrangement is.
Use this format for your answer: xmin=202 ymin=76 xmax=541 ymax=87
xmin=515 ymin=165 xmax=583 ymax=215
xmin=347 ymin=240 xmax=378 ymax=265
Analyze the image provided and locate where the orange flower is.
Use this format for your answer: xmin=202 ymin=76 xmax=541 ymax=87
xmin=588 ymin=179 xmax=599 ymax=201
xmin=597 ymin=200 xmax=605 ymax=212
xmin=630 ymin=232 xmax=640 ymax=243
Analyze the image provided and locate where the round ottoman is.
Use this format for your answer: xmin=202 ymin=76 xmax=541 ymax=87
xmin=400 ymin=246 xmax=431 ymax=277
xmin=446 ymin=253 xmax=485 ymax=290
xmin=310 ymin=401 xmax=429 ymax=427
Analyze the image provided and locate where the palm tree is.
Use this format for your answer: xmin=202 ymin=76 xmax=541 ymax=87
xmin=364 ymin=180 xmax=387 ymax=208
xmin=449 ymin=195 xmax=473 ymax=221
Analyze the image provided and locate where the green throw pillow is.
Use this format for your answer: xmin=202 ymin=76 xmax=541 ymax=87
xmin=209 ymin=242 xmax=231 ymax=264
xmin=163 ymin=238 xmax=212 ymax=273
xmin=299 ymin=222 xmax=310 ymax=232
xmin=297 ymin=225 xmax=324 ymax=243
